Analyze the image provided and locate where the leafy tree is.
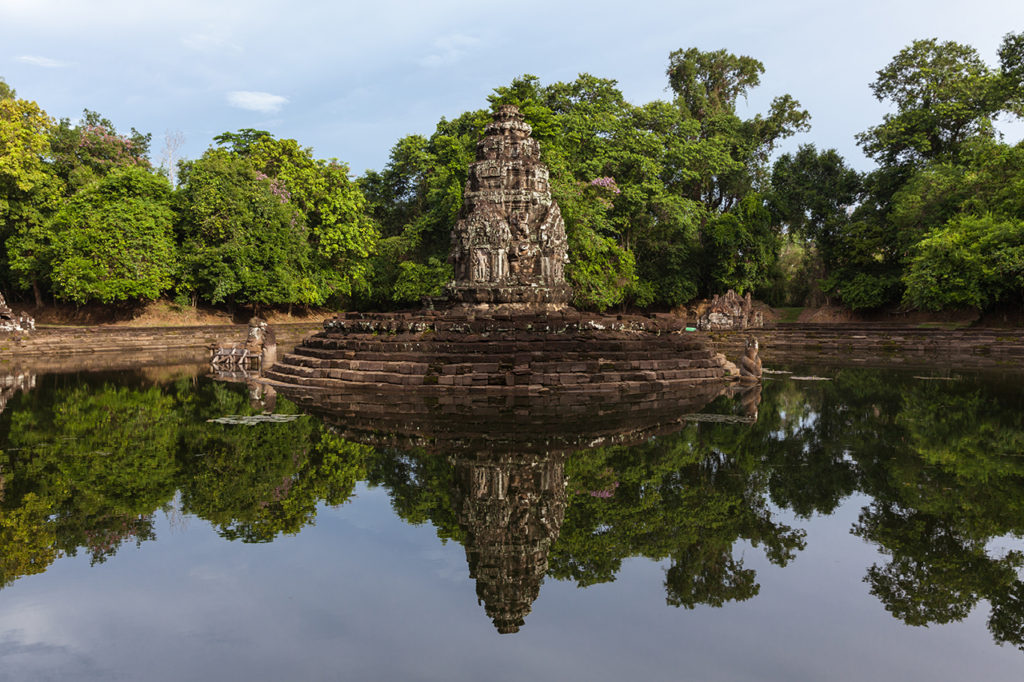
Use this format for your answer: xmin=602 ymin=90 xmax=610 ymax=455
xmin=358 ymin=112 xmax=484 ymax=307
xmin=827 ymin=33 xmax=1024 ymax=310
xmin=10 ymin=167 xmax=177 ymax=304
xmin=0 ymin=88 xmax=59 ymax=300
xmin=902 ymin=214 xmax=1024 ymax=310
xmin=856 ymin=36 xmax=1021 ymax=167
xmin=176 ymin=149 xmax=311 ymax=309
xmin=898 ymin=138 xmax=1024 ymax=310
xmin=358 ymin=50 xmax=807 ymax=310
xmin=49 ymin=109 xmax=151 ymax=195
xmin=219 ymin=133 xmax=379 ymax=304
xmin=769 ymin=144 xmax=861 ymax=296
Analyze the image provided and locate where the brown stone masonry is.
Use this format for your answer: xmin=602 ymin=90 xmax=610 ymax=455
xmin=709 ymin=325 xmax=1024 ymax=371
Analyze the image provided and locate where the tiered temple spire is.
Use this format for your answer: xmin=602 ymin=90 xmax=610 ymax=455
xmin=446 ymin=105 xmax=571 ymax=306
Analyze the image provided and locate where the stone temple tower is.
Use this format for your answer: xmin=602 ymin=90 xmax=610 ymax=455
xmin=446 ymin=105 xmax=571 ymax=306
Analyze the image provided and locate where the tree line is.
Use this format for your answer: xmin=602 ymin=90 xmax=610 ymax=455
xmin=1 ymin=34 xmax=1022 ymax=313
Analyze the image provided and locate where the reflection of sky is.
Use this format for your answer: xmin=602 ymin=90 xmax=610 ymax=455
xmin=0 ymin=487 xmax=1020 ymax=681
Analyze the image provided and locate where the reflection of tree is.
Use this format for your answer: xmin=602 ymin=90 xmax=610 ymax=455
xmin=175 ymin=380 xmax=368 ymax=543
xmin=759 ymin=378 xmax=860 ymax=517
xmin=552 ymin=417 xmax=806 ymax=610
xmin=0 ymin=493 xmax=57 ymax=588
xmin=838 ymin=374 xmax=1024 ymax=650
xmin=854 ymin=504 xmax=1022 ymax=626
xmin=365 ymin=447 xmax=463 ymax=543
xmin=3 ymin=365 xmax=1024 ymax=649
xmin=1 ymin=381 xmax=179 ymax=571
xmin=0 ymin=374 xmax=369 ymax=588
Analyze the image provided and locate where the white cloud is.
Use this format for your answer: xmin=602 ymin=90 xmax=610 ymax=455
xmin=418 ymin=33 xmax=480 ymax=68
xmin=226 ymin=90 xmax=288 ymax=113
xmin=15 ymin=55 xmax=70 ymax=68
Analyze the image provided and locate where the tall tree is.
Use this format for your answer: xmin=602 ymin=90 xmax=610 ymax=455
xmin=824 ymin=33 xmax=1024 ymax=310
xmin=856 ymin=37 xmax=1020 ymax=167
xmin=236 ymin=134 xmax=379 ymax=304
xmin=9 ymin=166 xmax=176 ymax=304
xmin=0 ymin=86 xmax=60 ymax=301
xmin=176 ymin=149 xmax=311 ymax=309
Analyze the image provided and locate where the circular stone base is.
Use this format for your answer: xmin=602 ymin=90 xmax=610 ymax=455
xmin=445 ymin=282 xmax=572 ymax=306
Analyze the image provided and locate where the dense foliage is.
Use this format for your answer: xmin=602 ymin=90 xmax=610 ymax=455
xmin=1 ymin=34 xmax=1022 ymax=312
xmin=772 ymin=33 xmax=1024 ymax=311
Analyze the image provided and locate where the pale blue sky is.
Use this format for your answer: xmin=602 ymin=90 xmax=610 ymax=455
xmin=2 ymin=0 xmax=1023 ymax=175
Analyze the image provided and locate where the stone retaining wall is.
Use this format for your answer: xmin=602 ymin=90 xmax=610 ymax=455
xmin=0 ymin=323 xmax=321 ymax=373
xmin=709 ymin=325 xmax=1024 ymax=372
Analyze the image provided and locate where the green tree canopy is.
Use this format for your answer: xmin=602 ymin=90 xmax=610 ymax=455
xmin=0 ymin=88 xmax=60 ymax=298
xmin=176 ymin=148 xmax=312 ymax=308
xmin=10 ymin=166 xmax=177 ymax=304
xmin=49 ymin=109 xmax=151 ymax=195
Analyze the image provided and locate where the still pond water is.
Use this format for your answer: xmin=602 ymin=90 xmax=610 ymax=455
xmin=0 ymin=363 xmax=1023 ymax=681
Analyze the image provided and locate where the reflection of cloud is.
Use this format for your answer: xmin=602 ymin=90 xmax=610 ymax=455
xmin=421 ymin=547 xmax=466 ymax=583
xmin=0 ymin=631 xmax=110 ymax=680
xmin=16 ymin=55 xmax=70 ymax=68
xmin=419 ymin=33 xmax=479 ymax=68
xmin=226 ymin=90 xmax=288 ymax=113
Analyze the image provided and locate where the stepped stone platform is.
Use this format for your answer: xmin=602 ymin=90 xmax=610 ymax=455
xmin=264 ymin=308 xmax=734 ymax=400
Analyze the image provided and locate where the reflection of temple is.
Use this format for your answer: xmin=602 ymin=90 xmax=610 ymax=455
xmin=454 ymin=452 xmax=566 ymax=633
xmin=0 ymin=372 xmax=35 ymax=416
xmin=279 ymin=380 xmax=739 ymax=634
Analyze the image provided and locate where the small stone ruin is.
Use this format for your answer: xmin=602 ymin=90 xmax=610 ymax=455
xmin=693 ymin=290 xmax=763 ymax=331
xmin=446 ymin=105 xmax=571 ymax=307
xmin=267 ymin=105 xmax=750 ymax=396
xmin=0 ymin=292 xmax=35 ymax=333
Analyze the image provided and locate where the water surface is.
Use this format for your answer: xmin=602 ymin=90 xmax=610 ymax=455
xmin=0 ymin=365 xmax=1022 ymax=680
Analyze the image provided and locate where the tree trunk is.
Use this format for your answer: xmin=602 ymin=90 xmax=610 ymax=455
xmin=32 ymin=280 xmax=42 ymax=308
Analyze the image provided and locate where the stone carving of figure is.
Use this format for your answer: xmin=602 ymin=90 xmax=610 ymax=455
xmin=473 ymin=249 xmax=490 ymax=282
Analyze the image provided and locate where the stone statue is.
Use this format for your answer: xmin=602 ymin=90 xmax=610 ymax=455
xmin=739 ymin=337 xmax=762 ymax=383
